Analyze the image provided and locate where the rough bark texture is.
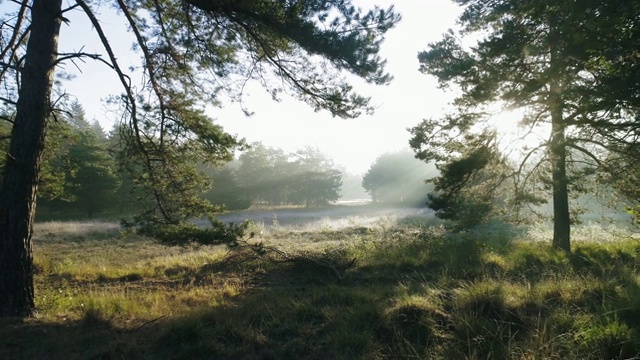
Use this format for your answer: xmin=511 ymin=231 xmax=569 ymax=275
xmin=550 ymin=104 xmax=571 ymax=252
xmin=547 ymin=21 xmax=571 ymax=253
xmin=0 ymin=0 xmax=62 ymax=317
xmin=548 ymin=75 xmax=571 ymax=252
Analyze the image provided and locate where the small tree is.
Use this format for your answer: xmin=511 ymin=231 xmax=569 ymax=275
xmin=420 ymin=130 xmax=525 ymax=229
xmin=289 ymin=169 xmax=342 ymax=207
xmin=288 ymin=147 xmax=342 ymax=206
xmin=236 ymin=143 xmax=290 ymax=205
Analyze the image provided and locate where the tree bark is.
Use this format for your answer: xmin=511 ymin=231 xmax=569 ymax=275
xmin=546 ymin=18 xmax=571 ymax=253
xmin=0 ymin=0 xmax=63 ymax=317
xmin=549 ymin=102 xmax=571 ymax=252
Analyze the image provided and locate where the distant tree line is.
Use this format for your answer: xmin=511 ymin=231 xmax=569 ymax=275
xmin=203 ymin=143 xmax=343 ymax=209
xmin=5 ymin=101 xmax=441 ymax=220
xmin=2 ymin=108 xmax=349 ymax=219
xmin=4 ymin=104 xmax=440 ymax=219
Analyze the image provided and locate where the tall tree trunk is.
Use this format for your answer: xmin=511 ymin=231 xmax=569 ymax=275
xmin=549 ymin=104 xmax=571 ymax=252
xmin=0 ymin=0 xmax=63 ymax=317
xmin=547 ymin=19 xmax=571 ymax=253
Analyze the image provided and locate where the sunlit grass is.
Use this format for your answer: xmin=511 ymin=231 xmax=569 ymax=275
xmin=1 ymin=216 xmax=638 ymax=358
xmin=34 ymin=220 xmax=121 ymax=241
xmin=524 ymin=220 xmax=639 ymax=243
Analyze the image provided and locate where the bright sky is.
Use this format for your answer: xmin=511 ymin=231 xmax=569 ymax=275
xmin=46 ymin=1 xmax=464 ymax=174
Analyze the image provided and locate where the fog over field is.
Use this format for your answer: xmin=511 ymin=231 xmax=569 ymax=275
xmin=215 ymin=204 xmax=435 ymax=229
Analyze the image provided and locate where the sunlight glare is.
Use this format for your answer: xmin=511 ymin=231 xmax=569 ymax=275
xmin=489 ymin=107 xmax=547 ymax=159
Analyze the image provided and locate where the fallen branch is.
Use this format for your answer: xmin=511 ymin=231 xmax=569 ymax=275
xmin=134 ymin=316 xmax=164 ymax=331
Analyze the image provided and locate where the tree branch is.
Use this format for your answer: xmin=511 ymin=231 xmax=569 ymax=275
xmin=0 ymin=61 xmax=20 ymax=71
xmin=74 ymin=1 xmax=132 ymax=97
xmin=115 ymin=0 xmax=176 ymax=222
xmin=0 ymin=96 xmax=17 ymax=105
xmin=0 ymin=0 xmax=29 ymax=82
xmin=61 ymin=3 xmax=81 ymax=13
xmin=54 ymin=51 xmax=113 ymax=69
xmin=565 ymin=143 xmax=603 ymax=167
xmin=0 ymin=115 xmax=15 ymax=124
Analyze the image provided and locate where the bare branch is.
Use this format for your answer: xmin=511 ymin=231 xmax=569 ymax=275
xmin=0 ymin=61 xmax=20 ymax=71
xmin=0 ymin=96 xmax=17 ymax=105
xmin=61 ymin=3 xmax=81 ymax=13
xmin=74 ymin=0 xmax=134 ymax=108
xmin=133 ymin=316 xmax=165 ymax=331
xmin=54 ymin=51 xmax=113 ymax=69
xmin=0 ymin=0 xmax=29 ymax=81
xmin=114 ymin=0 xmax=174 ymax=222
xmin=565 ymin=143 xmax=603 ymax=167
xmin=8 ymin=0 xmax=29 ymax=7
xmin=519 ymin=150 xmax=548 ymax=194
xmin=570 ymin=136 xmax=627 ymax=153
xmin=0 ymin=115 xmax=15 ymax=124
xmin=512 ymin=143 xmax=547 ymax=179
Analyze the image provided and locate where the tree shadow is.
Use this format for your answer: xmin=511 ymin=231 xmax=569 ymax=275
xmin=2 ymin=237 xmax=639 ymax=359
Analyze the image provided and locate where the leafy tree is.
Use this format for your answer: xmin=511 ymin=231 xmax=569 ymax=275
xmin=288 ymin=169 xmax=342 ymax=207
xmin=409 ymin=0 xmax=640 ymax=252
xmin=64 ymin=100 xmax=91 ymax=131
xmin=236 ymin=143 xmax=290 ymax=205
xmin=362 ymin=149 xmax=437 ymax=206
xmin=37 ymin=101 xmax=119 ymax=218
xmin=70 ymin=130 xmax=120 ymax=218
xmin=102 ymin=124 xmax=153 ymax=216
xmin=292 ymin=147 xmax=336 ymax=173
xmin=0 ymin=0 xmax=399 ymax=316
xmin=601 ymin=143 xmax=640 ymax=225
xmin=288 ymin=147 xmax=342 ymax=206
xmin=2 ymin=117 xmax=77 ymax=204
xmin=237 ymin=143 xmax=342 ymax=206
xmin=200 ymin=164 xmax=252 ymax=211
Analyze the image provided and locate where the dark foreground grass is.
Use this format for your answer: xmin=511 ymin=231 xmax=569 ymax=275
xmin=1 ymin=220 xmax=639 ymax=359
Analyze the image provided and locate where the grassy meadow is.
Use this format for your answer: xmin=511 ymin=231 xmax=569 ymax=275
xmin=1 ymin=213 xmax=640 ymax=359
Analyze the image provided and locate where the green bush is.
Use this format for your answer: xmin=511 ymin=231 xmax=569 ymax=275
xmin=138 ymin=219 xmax=249 ymax=246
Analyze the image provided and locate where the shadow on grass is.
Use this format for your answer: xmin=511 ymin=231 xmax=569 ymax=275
xmin=2 ymin=235 xmax=640 ymax=359
xmin=0 ymin=259 xmax=390 ymax=359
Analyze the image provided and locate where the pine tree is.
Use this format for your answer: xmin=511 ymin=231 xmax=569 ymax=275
xmin=410 ymin=0 xmax=640 ymax=252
